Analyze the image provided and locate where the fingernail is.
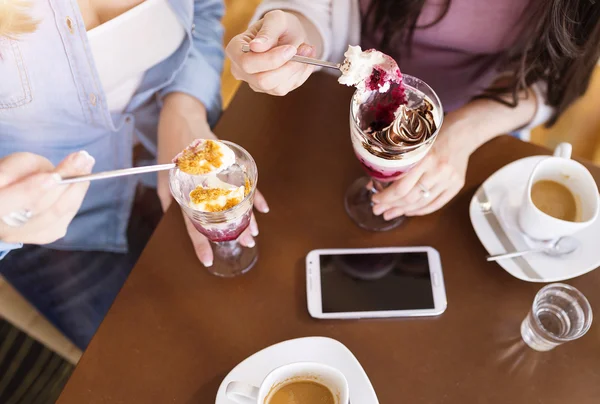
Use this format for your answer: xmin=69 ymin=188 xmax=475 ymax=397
xmin=246 ymin=238 xmax=256 ymax=248
xmin=203 ymin=259 xmax=213 ymax=267
xmin=297 ymin=45 xmax=314 ymax=57
xmin=261 ymin=206 xmax=270 ymax=214
xmin=74 ymin=150 xmax=95 ymax=170
xmin=40 ymin=173 xmax=60 ymax=189
xmin=283 ymin=46 xmax=296 ymax=59
xmin=251 ymin=227 xmax=259 ymax=237
xmin=251 ymin=36 xmax=267 ymax=44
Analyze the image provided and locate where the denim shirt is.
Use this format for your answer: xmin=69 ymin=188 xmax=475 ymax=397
xmin=0 ymin=0 xmax=224 ymax=257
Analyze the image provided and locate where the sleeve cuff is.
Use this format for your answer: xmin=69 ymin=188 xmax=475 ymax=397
xmin=159 ymin=52 xmax=223 ymax=128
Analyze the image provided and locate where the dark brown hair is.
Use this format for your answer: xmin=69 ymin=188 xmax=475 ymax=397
xmin=362 ymin=0 xmax=600 ymax=126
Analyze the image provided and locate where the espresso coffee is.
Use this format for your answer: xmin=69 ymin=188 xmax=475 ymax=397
xmin=531 ymin=180 xmax=580 ymax=222
xmin=267 ymin=380 xmax=334 ymax=404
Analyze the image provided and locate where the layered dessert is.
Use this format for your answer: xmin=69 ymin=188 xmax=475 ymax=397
xmin=352 ymin=93 xmax=439 ymax=181
xmin=340 ymin=46 xmax=441 ymax=181
xmin=171 ymin=140 xmax=254 ymax=241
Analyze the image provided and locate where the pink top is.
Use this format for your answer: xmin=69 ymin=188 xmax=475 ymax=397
xmin=360 ymin=0 xmax=532 ymax=112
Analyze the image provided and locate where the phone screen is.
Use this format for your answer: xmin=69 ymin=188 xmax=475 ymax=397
xmin=319 ymin=252 xmax=434 ymax=313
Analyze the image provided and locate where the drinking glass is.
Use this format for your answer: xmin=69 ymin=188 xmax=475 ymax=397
xmin=169 ymin=141 xmax=258 ymax=277
xmin=521 ymin=283 xmax=592 ymax=351
xmin=345 ymin=75 xmax=444 ymax=231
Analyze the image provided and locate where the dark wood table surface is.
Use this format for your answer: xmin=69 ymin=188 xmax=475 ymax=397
xmin=58 ymin=73 xmax=600 ymax=404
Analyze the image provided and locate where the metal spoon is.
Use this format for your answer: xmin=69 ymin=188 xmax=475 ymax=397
xmin=241 ymin=44 xmax=340 ymax=70
xmin=486 ymin=236 xmax=581 ymax=262
xmin=58 ymin=163 xmax=176 ymax=185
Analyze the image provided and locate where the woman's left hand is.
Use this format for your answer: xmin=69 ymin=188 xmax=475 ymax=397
xmin=157 ymin=93 xmax=269 ymax=267
xmin=371 ymin=115 xmax=472 ymax=220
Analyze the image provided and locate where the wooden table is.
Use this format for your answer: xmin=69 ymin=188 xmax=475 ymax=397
xmin=58 ymin=74 xmax=600 ymax=404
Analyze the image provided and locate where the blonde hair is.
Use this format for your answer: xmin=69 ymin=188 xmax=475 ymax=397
xmin=0 ymin=0 xmax=38 ymax=39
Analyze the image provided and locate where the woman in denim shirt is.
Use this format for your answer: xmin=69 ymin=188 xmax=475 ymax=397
xmin=0 ymin=0 xmax=268 ymax=349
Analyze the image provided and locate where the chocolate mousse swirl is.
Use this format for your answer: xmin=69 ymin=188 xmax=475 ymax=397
xmin=363 ymin=99 xmax=437 ymax=159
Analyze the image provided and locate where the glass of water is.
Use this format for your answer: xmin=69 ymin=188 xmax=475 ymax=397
xmin=521 ymin=283 xmax=593 ymax=351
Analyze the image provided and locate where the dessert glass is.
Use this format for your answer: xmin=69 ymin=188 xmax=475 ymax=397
xmin=345 ymin=75 xmax=443 ymax=231
xmin=169 ymin=141 xmax=258 ymax=277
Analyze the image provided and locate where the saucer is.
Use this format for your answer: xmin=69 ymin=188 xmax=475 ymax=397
xmin=215 ymin=336 xmax=378 ymax=403
xmin=469 ymin=156 xmax=600 ymax=282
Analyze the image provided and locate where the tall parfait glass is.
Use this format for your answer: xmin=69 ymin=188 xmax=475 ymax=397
xmin=345 ymin=75 xmax=444 ymax=231
xmin=169 ymin=141 xmax=258 ymax=277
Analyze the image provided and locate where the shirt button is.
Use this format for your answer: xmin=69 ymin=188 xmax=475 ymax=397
xmin=191 ymin=23 xmax=196 ymax=33
xmin=66 ymin=17 xmax=74 ymax=34
xmin=89 ymin=93 xmax=97 ymax=106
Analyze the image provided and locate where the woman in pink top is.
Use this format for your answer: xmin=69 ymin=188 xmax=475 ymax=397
xmin=226 ymin=0 xmax=600 ymax=219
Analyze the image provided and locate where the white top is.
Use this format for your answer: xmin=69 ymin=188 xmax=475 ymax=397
xmin=88 ymin=0 xmax=185 ymax=112
xmin=251 ymin=0 xmax=553 ymax=132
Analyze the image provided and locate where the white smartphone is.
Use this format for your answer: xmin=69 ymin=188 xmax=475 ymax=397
xmin=306 ymin=247 xmax=447 ymax=319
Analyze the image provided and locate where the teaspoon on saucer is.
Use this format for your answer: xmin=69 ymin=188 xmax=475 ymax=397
xmin=486 ymin=236 xmax=580 ymax=262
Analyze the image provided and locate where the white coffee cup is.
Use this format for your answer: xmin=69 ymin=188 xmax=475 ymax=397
xmin=518 ymin=143 xmax=600 ymax=240
xmin=226 ymin=362 xmax=349 ymax=404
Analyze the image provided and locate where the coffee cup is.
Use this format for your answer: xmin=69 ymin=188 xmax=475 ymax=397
xmin=226 ymin=362 xmax=349 ymax=404
xmin=518 ymin=143 xmax=599 ymax=240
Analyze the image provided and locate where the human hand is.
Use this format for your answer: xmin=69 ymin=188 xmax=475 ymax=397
xmin=372 ymin=117 xmax=472 ymax=219
xmin=0 ymin=151 xmax=95 ymax=245
xmin=157 ymin=92 xmax=270 ymax=267
xmin=226 ymin=10 xmax=316 ymax=96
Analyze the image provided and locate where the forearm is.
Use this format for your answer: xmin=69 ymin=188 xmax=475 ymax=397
xmin=448 ymin=89 xmax=537 ymax=155
xmin=158 ymin=92 xmax=215 ymax=163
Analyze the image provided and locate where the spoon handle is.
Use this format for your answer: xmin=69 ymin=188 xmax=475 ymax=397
xmin=58 ymin=163 xmax=176 ymax=185
xmin=241 ymin=44 xmax=340 ymax=70
xmin=486 ymin=249 xmax=539 ymax=262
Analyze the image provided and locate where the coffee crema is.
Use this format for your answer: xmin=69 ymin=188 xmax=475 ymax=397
xmin=531 ymin=180 xmax=580 ymax=222
xmin=266 ymin=380 xmax=334 ymax=404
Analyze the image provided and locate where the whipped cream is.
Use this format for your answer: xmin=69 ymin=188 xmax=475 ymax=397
xmin=189 ymin=176 xmax=245 ymax=212
xmin=339 ymin=45 xmax=402 ymax=101
xmin=174 ymin=139 xmax=236 ymax=175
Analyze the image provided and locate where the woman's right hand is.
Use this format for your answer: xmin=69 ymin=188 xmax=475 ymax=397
xmin=226 ymin=10 xmax=316 ymax=96
xmin=0 ymin=151 xmax=95 ymax=245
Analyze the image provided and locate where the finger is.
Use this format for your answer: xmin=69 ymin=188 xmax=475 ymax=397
xmin=398 ymin=182 xmax=446 ymax=213
xmin=372 ymin=202 xmax=390 ymax=216
xmin=405 ymin=184 xmax=462 ymax=216
xmin=397 ymin=164 xmax=453 ymax=208
xmin=238 ymin=226 xmax=256 ymax=248
xmin=254 ymin=54 xmax=311 ymax=92
xmin=249 ymin=10 xmax=290 ymax=52
xmin=239 ymin=44 xmax=297 ymax=74
xmin=0 ymin=173 xmax=60 ymax=216
xmin=31 ymin=151 xmax=95 ymax=216
xmin=382 ymin=206 xmax=405 ymax=221
xmin=249 ymin=83 xmax=265 ymax=94
xmin=0 ymin=152 xmax=54 ymax=187
xmin=253 ymin=190 xmax=270 ymax=213
xmin=249 ymin=214 xmax=259 ymax=237
xmin=183 ymin=214 xmax=214 ymax=267
xmin=54 ymin=150 xmax=95 ymax=178
xmin=372 ymin=157 xmax=434 ymax=204
xmin=19 ymin=181 xmax=91 ymax=244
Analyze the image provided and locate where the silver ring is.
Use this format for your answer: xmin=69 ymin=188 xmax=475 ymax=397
xmin=418 ymin=182 xmax=431 ymax=200
xmin=2 ymin=209 xmax=33 ymax=228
